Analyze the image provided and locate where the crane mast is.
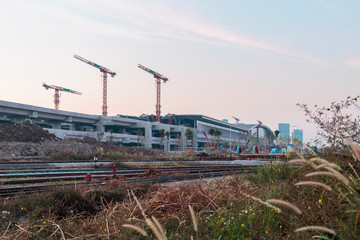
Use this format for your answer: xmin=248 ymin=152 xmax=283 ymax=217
xmin=74 ymin=54 xmax=116 ymax=116
xmin=42 ymin=83 xmax=82 ymax=110
xmin=137 ymin=64 xmax=168 ymax=122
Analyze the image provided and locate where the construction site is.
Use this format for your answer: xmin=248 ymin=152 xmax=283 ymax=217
xmin=0 ymin=54 xmax=276 ymax=156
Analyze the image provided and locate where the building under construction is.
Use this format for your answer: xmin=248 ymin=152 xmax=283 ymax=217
xmin=0 ymin=99 xmax=275 ymax=152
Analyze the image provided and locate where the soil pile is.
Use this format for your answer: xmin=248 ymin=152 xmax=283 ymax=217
xmin=0 ymin=123 xmax=162 ymax=159
xmin=0 ymin=121 xmax=58 ymax=143
xmin=0 ymin=140 xmax=96 ymax=159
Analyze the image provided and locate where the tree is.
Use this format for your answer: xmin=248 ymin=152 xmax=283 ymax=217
xmin=208 ymin=128 xmax=215 ymax=147
xmin=136 ymin=129 xmax=143 ymax=146
xmin=274 ymin=130 xmax=280 ymax=138
xmin=106 ymin=129 xmax=114 ymax=145
xmin=298 ymin=96 xmax=360 ymax=149
xmin=214 ymin=129 xmax=222 ymax=148
xmin=159 ymin=129 xmax=166 ymax=150
xmin=97 ymin=132 xmax=104 ymax=143
xmin=185 ymin=128 xmax=193 ymax=150
xmin=208 ymin=128 xmax=215 ymax=138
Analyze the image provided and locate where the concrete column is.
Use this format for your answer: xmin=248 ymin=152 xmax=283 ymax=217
xmin=192 ymin=128 xmax=197 ymax=151
xmin=164 ymin=125 xmax=171 ymax=152
xmin=96 ymin=124 xmax=105 ymax=133
xmin=181 ymin=128 xmax=186 ymax=151
xmin=143 ymin=122 xmax=152 ymax=148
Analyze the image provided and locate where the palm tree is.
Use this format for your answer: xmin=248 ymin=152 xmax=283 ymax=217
xmin=136 ymin=129 xmax=143 ymax=146
xmin=274 ymin=129 xmax=280 ymax=149
xmin=185 ymin=128 xmax=193 ymax=150
xmin=208 ymin=128 xmax=215 ymax=138
xmin=159 ymin=129 xmax=165 ymax=150
xmin=214 ymin=129 xmax=222 ymax=148
xmin=208 ymin=128 xmax=215 ymax=147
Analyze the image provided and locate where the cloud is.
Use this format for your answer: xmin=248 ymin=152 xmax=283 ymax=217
xmin=97 ymin=0 xmax=326 ymax=64
xmin=345 ymin=59 xmax=360 ymax=67
xmin=15 ymin=0 xmax=325 ymax=65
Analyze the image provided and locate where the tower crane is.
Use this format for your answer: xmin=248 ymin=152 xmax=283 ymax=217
xmin=232 ymin=116 xmax=240 ymax=123
xmin=42 ymin=83 xmax=82 ymax=110
xmin=74 ymin=54 xmax=116 ymax=116
xmin=137 ymin=64 xmax=168 ymax=123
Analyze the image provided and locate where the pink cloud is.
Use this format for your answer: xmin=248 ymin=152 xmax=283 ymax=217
xmin=345 ymin=59 xmax=360 ymax=67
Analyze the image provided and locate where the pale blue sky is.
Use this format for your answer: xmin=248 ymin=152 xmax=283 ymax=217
xmin=0 ymin=0 xmax=359 ymax=143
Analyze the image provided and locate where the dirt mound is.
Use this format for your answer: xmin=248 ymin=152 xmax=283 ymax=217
xmin=0 ymin=141 xmax=96 ymax=159
xmin=81 ymin=136 xmax=99 ymax=144
xmin=0 ymin=121 xmax=58 ymax=143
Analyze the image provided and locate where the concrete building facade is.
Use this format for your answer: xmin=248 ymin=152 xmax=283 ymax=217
xmin=0 ymin=100 xmax=276 ymax=152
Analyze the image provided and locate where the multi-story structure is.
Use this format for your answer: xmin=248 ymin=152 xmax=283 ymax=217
xmin=292 ymin=129 xmax=303 ymax=143
xmin=278 ymin=123 xmax=290 ymax=144
xmin=0 ymin=99 xmax=276 ymax=152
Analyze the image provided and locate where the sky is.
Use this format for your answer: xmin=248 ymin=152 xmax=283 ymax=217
xmin=0 ymin=0 xmax=359 ymax=144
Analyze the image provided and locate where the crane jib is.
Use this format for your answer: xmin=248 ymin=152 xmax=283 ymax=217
xmin=89 ymin=61 xmax=101 ymax=69
xmin=147 ymin=68 xmax=156 ymax=74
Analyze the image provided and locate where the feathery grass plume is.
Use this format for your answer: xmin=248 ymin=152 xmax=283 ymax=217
xmin=295 ymin=181 xmax=333 ymax=191
xmin=239 ymin=192 xmax=282 ymax=213
xmin=151 ymin=216 xmax=167 ymax=240
xmin=305 ymin=171 xmax=340 ymax=178
xmin=145 ymin=218 xmax=166 ymax=240
xmin=122 ymin=224 xmax=148 ymax=237
xmin=310 ymin=158 xmax=339 ymax=169
xmin=295 ymin=226 xmax=336 ymax=236
xmin=189 ymin=205 xmax=198 ymax=233
xmin=346 ymin=139 xmax=360 ymax=161
xmin=131 ymin=190 xmax=147 ymax=219
xmin=318 ymin=163 xmax=340 ymax=170
xmin=129 ymin=190 xmax=168 ymax=240
xmin=305 ymin=144 xmax=318 ymax=157
xmin=315 ymin=164 xmax=329 ymax=170
xmin=266 ymin=199 xmax=302 ymax=214
xmin=288 ymin=159 xmax=317 ymax=169
xmin=324 ymin=167 xmax=350 ymax=185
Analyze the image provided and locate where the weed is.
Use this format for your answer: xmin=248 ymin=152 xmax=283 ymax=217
xmin=104 ymin=150 xmax=129 ymax=160
xmin=50 ymin=151 xmax=92 ymax=161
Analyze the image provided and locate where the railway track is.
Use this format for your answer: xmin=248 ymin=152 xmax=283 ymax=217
xmin=0 ymin=164 xmax=255 ymax=197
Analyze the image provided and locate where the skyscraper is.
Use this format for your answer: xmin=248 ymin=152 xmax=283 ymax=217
xmin=292 ymin=129 xmax=303 ymax=143
xmin=278 ymin=123 xmax=290 ymax=143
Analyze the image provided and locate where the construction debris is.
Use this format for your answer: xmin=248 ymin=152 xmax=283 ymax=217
xmin=0 ymin=121 xmax=58 ymax=143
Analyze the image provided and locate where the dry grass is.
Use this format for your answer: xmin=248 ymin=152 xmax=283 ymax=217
xmin=1 ymin=145 xmax=359 ymax=239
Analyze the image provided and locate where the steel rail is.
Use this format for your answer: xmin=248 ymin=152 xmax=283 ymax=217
xmin=0 ymin=166 xmax=254 ymax=185
xmin=0 ymin=167 xmax=252 ymax=197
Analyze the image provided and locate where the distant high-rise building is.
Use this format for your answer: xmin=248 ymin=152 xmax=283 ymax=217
xmin=278 ymin=123 xmax=290 ymax=143
xmin=292 ymin=129 xmax=303 ymax=143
